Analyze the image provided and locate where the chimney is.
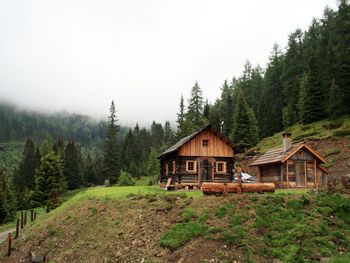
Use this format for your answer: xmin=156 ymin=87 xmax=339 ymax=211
xmin=282 ymin=132 xmax=292 ymax=153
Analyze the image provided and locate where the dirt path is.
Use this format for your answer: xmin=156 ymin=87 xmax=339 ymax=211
xmin=0 ymin=228 xmax=15 ymax=244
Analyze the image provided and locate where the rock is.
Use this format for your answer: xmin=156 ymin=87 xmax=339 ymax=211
xmin=177 ymin=258 xmax=185 ymax=263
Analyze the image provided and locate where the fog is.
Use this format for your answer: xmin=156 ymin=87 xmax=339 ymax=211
xmin=0 ymin=0 xmax=338 ymax=125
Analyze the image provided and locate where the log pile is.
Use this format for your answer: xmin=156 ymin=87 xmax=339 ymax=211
xmin=202 ymin=182 xmax=275 ymax=195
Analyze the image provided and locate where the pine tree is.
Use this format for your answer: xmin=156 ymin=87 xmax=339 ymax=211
xmin=231 ymin=90 xmax=259 ymax=151
xmin=32 ymin=152 xmax=66 ymax=212
xmin=103 ymin=101 xmax=120 ymax=184
xmin=64 ymin=140 xmax=82 ymax=190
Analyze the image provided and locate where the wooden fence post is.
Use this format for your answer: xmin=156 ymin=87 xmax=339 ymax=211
xmin=15 ymin=218 xmax=19 ymax=239
xmin=31 ymin=210 xmax=34 ymax=222
xmin=34 ymin=211 xmax=37 ymax=221
xmin=7 ymin=233 xmax=12 ymax=257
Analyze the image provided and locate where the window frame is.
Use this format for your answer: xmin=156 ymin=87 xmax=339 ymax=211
xmin=202 ymin=139 xmax=209 ymax=147
xmin=216 ymin=161 xmax=226 ymax=173
xmin=186 ymin=160 xmax=197 ymax=173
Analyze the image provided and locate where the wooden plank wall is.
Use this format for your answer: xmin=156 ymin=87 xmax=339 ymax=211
xmin=178 ymin=130 xmax=234 ymax=157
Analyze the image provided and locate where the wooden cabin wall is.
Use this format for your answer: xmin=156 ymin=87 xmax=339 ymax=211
xmin=178 ymin=130 xmax=234 ymax=157
xmin=260 ymin=164 xmax=281 ymax=187
xmin=160 ymin=155 xmax=179 ymax=184
xmin=162 ymin=156 xmax=234 ymax=185
xmin=213 ymin=157 xmax=233 ymax=183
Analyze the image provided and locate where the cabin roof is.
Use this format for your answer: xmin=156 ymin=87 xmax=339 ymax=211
xmin=250 ymin=142 xmax=328 ymax=166
xmin=157 ymin=124 xmax=234 ymax=158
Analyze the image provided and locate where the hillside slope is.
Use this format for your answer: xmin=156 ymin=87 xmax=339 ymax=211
xmin=1 ymin=187 xmax=349 ymax=262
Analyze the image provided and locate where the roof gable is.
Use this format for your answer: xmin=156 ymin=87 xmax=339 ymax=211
xmin=250 ymin=142 xmax=327 ymax=166
xmin=158 ymin=124 xmax=234 ymax=158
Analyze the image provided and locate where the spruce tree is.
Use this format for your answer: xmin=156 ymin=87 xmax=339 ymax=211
xmin=145 ymin=148 xmax=160 ymax=184
xmin=53 ymin=138 xmax=65 ymax=156
xmin=13 ymin=138 xmax=39 ymax=208
xmin=176 ymin=95 xmax=186 ymax=139
xmin=231 ymin=90 xmax=259 ymax=151
xmin=64 ymin=140 xmax=82 ymax=190
xmin=103 ymin=101 xmax=120 ymax=184
xmin=32 ymin=152 xmax=67 ymax=212
xmin=219 ymin=80 xmax=235 ymax=136
xmin=187 ymin=82 xmax=205 ymax=131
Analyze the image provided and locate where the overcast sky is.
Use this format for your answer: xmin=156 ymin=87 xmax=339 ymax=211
xmin=0 ymin=0 xmax=338 ymax=126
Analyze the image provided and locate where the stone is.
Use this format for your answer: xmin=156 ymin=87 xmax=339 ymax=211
xmin=177 ymin=258 xmax=185 ymax=263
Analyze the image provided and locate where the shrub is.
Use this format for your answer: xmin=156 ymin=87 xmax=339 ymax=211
xmin=118 ymin=170 xmax=135 ymax=186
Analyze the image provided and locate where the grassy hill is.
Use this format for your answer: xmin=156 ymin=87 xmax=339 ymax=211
xmin=253 ymin=116 xmax=350 ymax=154
xmin=1 ymin=186 xmax=350 ymax=262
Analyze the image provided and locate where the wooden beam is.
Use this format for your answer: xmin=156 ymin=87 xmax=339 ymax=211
xmin=286 ymin=161 xmax=289 ymax=188
xmin=314 ymin=159 xmax=317 ymax=188
xmin=211 ymin=160 xmax=214 ymax=181
xmin=304 ymin=161 xmax=307 ymax=187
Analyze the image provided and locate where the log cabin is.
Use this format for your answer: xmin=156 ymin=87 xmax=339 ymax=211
xmin=158 ymin=124 xmax=235 ymax=189
xmin=250 ymin=133 xmax=329 ymax=188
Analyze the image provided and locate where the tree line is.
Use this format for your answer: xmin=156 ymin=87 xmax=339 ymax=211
xmin=176 ymin=1 xmax=350 ymax=150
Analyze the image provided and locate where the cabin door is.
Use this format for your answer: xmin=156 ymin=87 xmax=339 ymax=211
xmin=295 ymin=161 xmax=306 ymax=187
xmin=201 ymin=159 xmax=212 ymax=182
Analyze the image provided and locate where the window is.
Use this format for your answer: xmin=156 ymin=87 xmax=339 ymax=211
xmin=186 ymin=161 xmax=196 ymax=172
xmin=202 ymin=139 xmax=209 ymax=147
xmin=216 ymin=161 xmax=226 ymax=173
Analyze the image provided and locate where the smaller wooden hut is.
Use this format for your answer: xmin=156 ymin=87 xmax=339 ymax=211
xmin=250 ymin=133 xmax=329 ymax=188
xmin=158 ymin=124 xmax=235 ymax=189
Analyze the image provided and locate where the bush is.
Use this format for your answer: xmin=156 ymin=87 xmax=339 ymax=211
xmin=118 ymin=170 xmax=135 ymax=186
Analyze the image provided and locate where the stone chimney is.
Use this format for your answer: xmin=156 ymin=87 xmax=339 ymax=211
xmin=282 ymin=132 xmax=292 ymax=153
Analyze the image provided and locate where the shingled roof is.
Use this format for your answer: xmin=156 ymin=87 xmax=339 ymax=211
xmin=158 ymin=124 xmax=234 ymax=158
xmin=250 ymin=142 xmax=327 ymax=166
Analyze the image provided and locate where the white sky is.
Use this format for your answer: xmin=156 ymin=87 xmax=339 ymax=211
xmin=0 ymin=0 xmax=338 ymax=126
